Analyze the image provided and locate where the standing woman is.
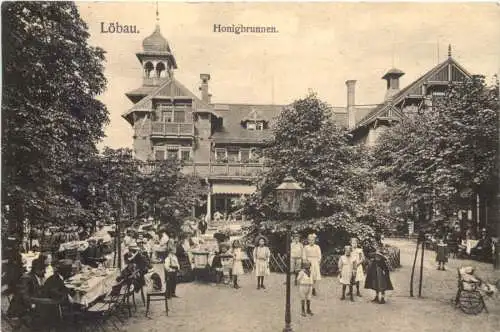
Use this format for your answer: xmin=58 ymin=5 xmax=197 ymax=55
xmin=231 ymin=240 xmax=244 ymax=289
xmin=302 ymin=233 xmax=322 ymax=296
xmin=253 ymin=235 xmax=270 ymax=289
xmin=364 ymin=249 xmax=393 ymax=304
xmin=350 ymin=237 xmax=365 ymax=297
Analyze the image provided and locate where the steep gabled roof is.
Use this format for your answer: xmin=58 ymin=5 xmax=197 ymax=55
xmin=122 ymin=77 xmax=216 ymax=124
xmin=355 ymin=57 xmax=471 ymax=129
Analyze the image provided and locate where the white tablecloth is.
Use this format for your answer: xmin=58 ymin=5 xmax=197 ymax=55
xmin=59 ymin=241 xmax=89 ymax=252
xmin=66 ymin=268 xmax=119 ymax=307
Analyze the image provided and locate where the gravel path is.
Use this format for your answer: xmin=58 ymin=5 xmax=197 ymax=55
xmin=122 ymin=239 xmax=500 ymax=332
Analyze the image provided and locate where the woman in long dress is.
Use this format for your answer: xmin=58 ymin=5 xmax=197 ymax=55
xmin=253 ymin=236 xmax=270 ymax=289
xmin=231 ymin=240 xmax=244 ymax=289
xmin=302 ymin=233 xmax=322 ymax=296
xmin=350 ymin=237 xmax=365 ymax=297
xmin=365 ymin=250 xmax=394 ymax=304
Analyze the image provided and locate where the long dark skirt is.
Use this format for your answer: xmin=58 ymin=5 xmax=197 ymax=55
xmin=365 ymin=263 xmax=393 ymax=292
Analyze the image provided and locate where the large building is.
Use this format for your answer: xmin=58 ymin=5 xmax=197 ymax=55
xmin=122 ymin=23 xmax=285 ymax=221
xmin=123 ymin=23 xmax=492 ymax=230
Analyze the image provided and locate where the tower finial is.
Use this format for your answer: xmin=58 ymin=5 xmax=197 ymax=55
xmin=156 ymin=1 xmax=159 ymax=23
xmin=448 ymin=44 xmax=452 ymax=58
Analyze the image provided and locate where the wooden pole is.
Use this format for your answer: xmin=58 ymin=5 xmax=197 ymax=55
xmin=117 ymin=197 xmax=123 ymax=271
xmin=409 ymin=240 xmax=420 ymax=297
xmin=283 ymin=223 xmax=293 ymax=332
xmin=418 ymin=241 xmax=425 ymax=297
xmin=495 ymin=79 xmax=500 ymax=269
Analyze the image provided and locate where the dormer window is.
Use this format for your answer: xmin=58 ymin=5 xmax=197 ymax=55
xmin=242 ymin=109 xmax=266 ymax=131
xmin=246 ymin=120 xmax=264 ymax=131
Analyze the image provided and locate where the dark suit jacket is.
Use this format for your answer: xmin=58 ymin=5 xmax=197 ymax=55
xmin=41 ymin=274 xmax=70 ymax=303
xmin=81 ymin=245 xmax=104 ymax=267
xmin=7 ymin=272 xmax=42 ymax=317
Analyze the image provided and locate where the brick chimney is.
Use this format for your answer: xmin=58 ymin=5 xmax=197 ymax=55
xmin=199 ymin=73 xmax=212 ymax=103
xmin=346 ymin=80 xmax=357 ymax=129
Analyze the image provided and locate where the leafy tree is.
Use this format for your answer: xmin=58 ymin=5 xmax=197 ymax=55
xmin=139 ymin=160 xmax=205 ymax=233
xmin=243 ymin=92 xmax=376 ymax=247
xmin=1 ymin=2 xmax=109 ymax=236
xmin=373 ymin=75 xmax=498 ymax=231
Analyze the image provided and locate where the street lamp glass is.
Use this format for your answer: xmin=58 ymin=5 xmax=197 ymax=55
xmin=276 ymin=177 xmax=304 ymax=214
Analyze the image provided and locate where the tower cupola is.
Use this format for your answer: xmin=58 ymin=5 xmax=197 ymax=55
xmin=135 ymin=11 xmax=177 ymax=86
xmin=142 ymin=25 xmax=171 ymax=53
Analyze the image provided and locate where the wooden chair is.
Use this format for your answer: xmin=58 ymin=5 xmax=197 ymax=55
xmin=75 ymin=282 xmax=131 ymax=332
xmin=145 ymin=269 xmax=169 ymax=318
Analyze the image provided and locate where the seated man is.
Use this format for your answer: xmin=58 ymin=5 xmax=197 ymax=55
xmin=41 ymin=260 xmax=74 ymax=303
xmin=81 ymin=239 xmax=106 ymax=268
xmin=8 ymin=258 xmax=46 ymax=318
xmin=471 ymin=229 xmax=493 ymax=262
xmin=123 ymin=244 xmax=150 ymax=292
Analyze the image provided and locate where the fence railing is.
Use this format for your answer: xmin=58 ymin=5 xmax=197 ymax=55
xmin=243 ymin=246 xmax=401 ymax=276
xmin=150 ymin=122 xmax=194 ymax=137
xmin=141 ymin=162 xmax=267 ymax=178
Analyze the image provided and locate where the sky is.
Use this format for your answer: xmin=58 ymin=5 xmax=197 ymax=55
xmin=77 ymin=2 xmax=500 ymax=149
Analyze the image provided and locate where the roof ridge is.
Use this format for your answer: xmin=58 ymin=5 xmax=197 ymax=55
xmin=122 ymin=79 xmax=173 ymax=118
xmin=354 ymin=57 xmax=471 ymax=128
xmin=211 ymin=102 xmax=286 ymax=107
xmin=171 ymin=78 xmax=211 ymax=109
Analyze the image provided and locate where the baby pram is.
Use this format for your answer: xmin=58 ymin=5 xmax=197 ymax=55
xmin=455 ymin=266 xmax=489 ymax=315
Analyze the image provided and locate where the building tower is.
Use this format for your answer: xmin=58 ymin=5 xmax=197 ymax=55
xmin=136 ymin=15 xmax=177 ymax=87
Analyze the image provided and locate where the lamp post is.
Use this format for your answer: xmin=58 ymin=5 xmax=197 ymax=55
xmin=88 ymin=183 xmax=96 ymax=233
xmin=276 ymin=176 xmax=304 ymax=332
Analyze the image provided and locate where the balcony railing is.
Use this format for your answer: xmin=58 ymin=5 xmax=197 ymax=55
xmin=140 ymin=162 xmax=267 ymax=178
xmin=150 ymin=122 xmax=194 ymax=137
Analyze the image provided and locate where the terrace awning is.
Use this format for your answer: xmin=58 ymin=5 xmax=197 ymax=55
xmin=212 ymin=184 xmax=257 ymax=195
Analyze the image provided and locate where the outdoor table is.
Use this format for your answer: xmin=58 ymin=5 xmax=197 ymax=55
xmin=192 ymin=251 xmax=210 ymax=269
xmin=59 ymin=241 xmax=89 ymax=252
xmin=65 ymin=267 xmax=119 ymax=307
xmin=464 ymin=240 xmax=479 ymax=255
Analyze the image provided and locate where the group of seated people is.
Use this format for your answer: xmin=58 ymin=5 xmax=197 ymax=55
xmin=440 ymin=227 xmax=494 ymax=262
xmin=6 ymin=255 xmax=79 ymax=326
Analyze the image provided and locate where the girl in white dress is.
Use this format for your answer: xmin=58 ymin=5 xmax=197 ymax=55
xmin=253 ymin=236 xmax=270 ymax=289
xmin=302 ymin=233 xmax=322 ymax=296
xmin=350 ymin=237 xmax=365 ymax=297
xmin=338 ymin=245 xmax=356 ymax=301
xmin=231 ymin=240 xmax=244 ymax=289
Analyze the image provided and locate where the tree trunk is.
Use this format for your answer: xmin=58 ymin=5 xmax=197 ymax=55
xmin=409 ymin=239 xmax=420 ymax=297
xmin=418 ymin=241 xmax=425 ymax=297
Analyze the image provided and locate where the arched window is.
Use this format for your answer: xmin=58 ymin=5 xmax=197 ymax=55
xmin=144 ymin=62 xmax=154 ymax=78
xmin=156 ymin=62 xmax=166 ymax=78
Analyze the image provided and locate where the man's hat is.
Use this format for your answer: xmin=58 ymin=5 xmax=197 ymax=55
xmin=31 ymin=257 xmax=47 ymax=271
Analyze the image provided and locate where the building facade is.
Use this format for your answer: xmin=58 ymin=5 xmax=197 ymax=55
xmin=123 ymin=24 xmax=492 ymax=231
